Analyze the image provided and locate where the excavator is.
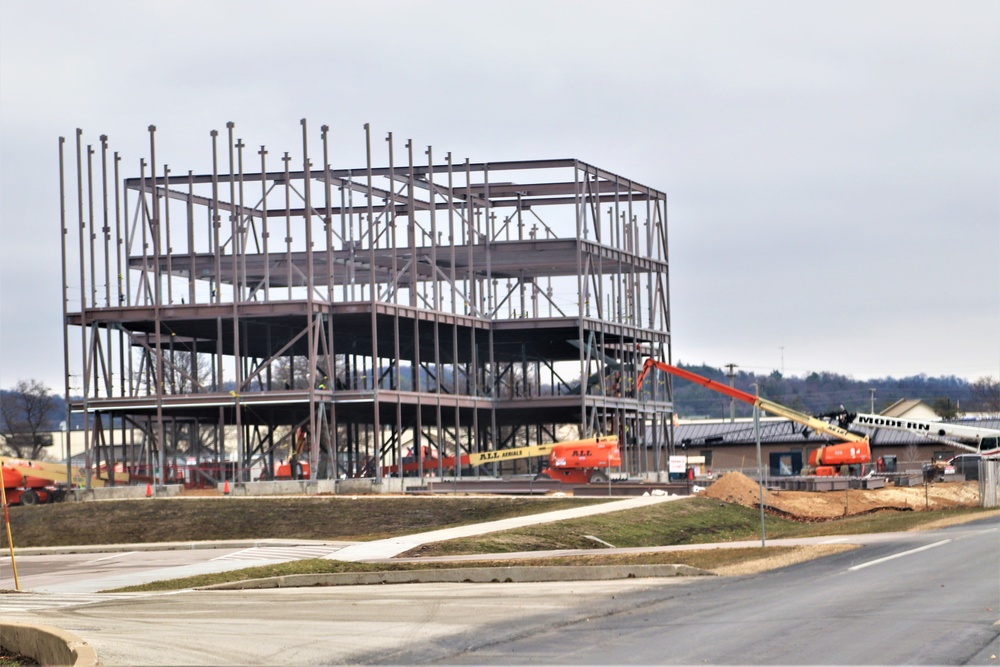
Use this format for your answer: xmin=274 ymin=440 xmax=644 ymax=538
xmin=637 ymin=358 xmax=871 ymax=476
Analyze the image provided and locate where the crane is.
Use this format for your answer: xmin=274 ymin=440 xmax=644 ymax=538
xmin=821 ymin=411 xmax=1000 ymax=457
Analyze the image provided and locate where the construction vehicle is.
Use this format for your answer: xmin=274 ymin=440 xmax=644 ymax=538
xmin=1 ymin=459 xmax=70 ymax=505
xmin=536 ymin=436 xmax=621 ymax=484
xmin=821 ymin=410 xmax=1000 ymax=457
xmin=270 ymin=460 xmax=310 ymax=481
xmin=377 ymin=435 xmax=621 ymax=484
xmin=1 ymin=457 xmax=129 ymax=504
xmin=637 ymin=359 xmax=871 ymax=476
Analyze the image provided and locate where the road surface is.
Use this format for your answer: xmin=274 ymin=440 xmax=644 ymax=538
xmin=1 ymin=517 xmax=997 ymax=665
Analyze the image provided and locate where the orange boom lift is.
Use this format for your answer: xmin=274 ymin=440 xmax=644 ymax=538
xmin=637 ymin=359 xmax=870 ymax=476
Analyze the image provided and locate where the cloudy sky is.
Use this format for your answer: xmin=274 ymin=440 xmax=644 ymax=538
xmin=1 ymin=0 xmax=997 ymax=394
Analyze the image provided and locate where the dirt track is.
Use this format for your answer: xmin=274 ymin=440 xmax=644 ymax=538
xmin=703 ymin=471 xmax=981 ymax=520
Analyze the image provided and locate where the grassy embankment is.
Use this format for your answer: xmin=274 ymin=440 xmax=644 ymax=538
xmin=0 ymin=495 xmax=609 ymax=547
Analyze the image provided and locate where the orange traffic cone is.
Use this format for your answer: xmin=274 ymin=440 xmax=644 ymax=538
xmin=223 ymin=480 xmax=230 ymax=495
xmin=145 ymin=483 xmax=152 ymax=498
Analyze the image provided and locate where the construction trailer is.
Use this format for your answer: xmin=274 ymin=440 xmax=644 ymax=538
xmin=59 ymin=121 xmax=674 ymax=489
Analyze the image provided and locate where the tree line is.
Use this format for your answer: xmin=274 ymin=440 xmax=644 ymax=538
xmin=671 ymin=363 xmax=1000 ymax=420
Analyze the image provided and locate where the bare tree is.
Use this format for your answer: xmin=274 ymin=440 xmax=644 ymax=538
xmin=970 ymin=376 xmax=1000 ymax=417
xmin=164 ymin=350 xmax=211 ymax=394
xmin=0 ymin=379 xmax=59 ymax=459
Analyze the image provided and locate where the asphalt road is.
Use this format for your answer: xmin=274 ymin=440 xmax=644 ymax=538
xmin=422 ymin=518 xmax=1000 ymax=666
xmin=1 ymin=517 xmax=997 ymax=665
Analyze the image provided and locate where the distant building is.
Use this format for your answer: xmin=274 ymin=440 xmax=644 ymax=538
xmin=881 ymin=399 xmax=939 ymax=420
xmin=669 ymin=414 xmax=1000 ymax=474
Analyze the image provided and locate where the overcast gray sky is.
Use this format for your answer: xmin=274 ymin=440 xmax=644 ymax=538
xmin=1 ymin=0 xmax=997 ymax=394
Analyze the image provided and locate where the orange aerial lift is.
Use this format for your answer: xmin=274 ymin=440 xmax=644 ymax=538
xmin=0 ymin=459 xmax=70 ymax=505
xmin=389 ymin=436 xmax=621 ymax=483
xmin=382 ymin=435 xmax=621 ymax=483
xmin=0 ymin=457 xmax=129 ymax=505
xmin=536 ymin=436 xmax=621 ymax=484
xmin=267 ymin=436 xmax=621 ymax=483
xmin=637 ymin=359 xmax=871 ymax=476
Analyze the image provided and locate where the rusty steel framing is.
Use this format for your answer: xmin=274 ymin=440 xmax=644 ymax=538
xmin=60 ymin=121 xmax=674 ymax=488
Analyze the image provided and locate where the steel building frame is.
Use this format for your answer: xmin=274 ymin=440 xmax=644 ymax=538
xmin=60 ymin=121 xmax=674 ymax=488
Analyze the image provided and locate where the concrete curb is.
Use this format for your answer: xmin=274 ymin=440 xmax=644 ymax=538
xmin=199 ymin=564 xmax=714 ymax=590
xmin=1 ymin=621 xmax=98 ymax=667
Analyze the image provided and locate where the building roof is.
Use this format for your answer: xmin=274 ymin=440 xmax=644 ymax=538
xmin=880 ymin=399 xmax=937 ymax=419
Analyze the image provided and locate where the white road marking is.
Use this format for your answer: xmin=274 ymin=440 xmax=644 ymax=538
xmin=819 ymin=538 xmax=850 ymax=544
xmin=0 ymin=592 xmax=138 ymax=613
xmin=86 ymin=551 xmax=137 ymax=563
xmin=210 ymin=545 xmax=339 ymax=562
xmin=848 ymin=539 xmax=951 ymax=572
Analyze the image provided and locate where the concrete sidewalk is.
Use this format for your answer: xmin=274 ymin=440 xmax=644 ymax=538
xmin=328 ymin=492 xmax=686 ymax=561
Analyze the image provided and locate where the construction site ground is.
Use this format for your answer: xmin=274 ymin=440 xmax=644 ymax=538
xmin=703 ymin=471 xmax=982 ymax=520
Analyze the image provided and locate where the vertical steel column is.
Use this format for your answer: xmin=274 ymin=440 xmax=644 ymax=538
xmin=427 ymin=147 xmax=444 ymax=478
xmin=321 ymin=126 xmax=336 ymax=479
xmin=186 ymin=170 xmax=196 ymax=306
xmin=406 ymin=139 xmax=416 ymax=309
xmin=258 ymin=146 xmax=270 ymax=302
xmin=114 ymin=152 xmax=126 ymax=395
xmin=301 ymin=120 xmax=317 ymax=476
xmin=573 ymin=161 xmax=586 ymax=437
xmin=386 ymin=132 xmax=399 ymax=396
xmin=58 ymin=136 xmax=74 ymax=484
xmin=364 ymin=123 xmax=382 ymax=482
xmin=322 ymin=126 xmax=334 ymax=303
xmin=73 ymin=130 xmax=94 ymax=487
xmin=663 ymin=194 xmax=674 ymax=460
xmin=282 ymin=152 xmax=292 ymax=302
xmin=406 ymin=141 xmax=423 ymax=478
xmin=422 ymin=148 xmax=441 ymax=474
xmin=228 ymin=123 xmax=243 ymax=484
xmin=483 ymin=165 xmax=497 ymax=461
xmin=236 ymin=136 xmax=247 ymax=304
xmin=465 ymin=159 xmax=480 ymax=467
xmin=86 ymin=143 xmax=96 ymax=312
xmin=447 ymin=153 xmax=462 ymax=478
xmin=162 ymin=164 xmax=173 ymax=306
xmin=386 ymin=134 xmax=403 ymax=479
xmin=99 ymin=136 xmax=113 ymax=398
xmin=148 ymin=126 xmax=167 ymax=487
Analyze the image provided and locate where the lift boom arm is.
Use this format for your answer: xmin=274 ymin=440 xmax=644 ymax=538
xmin=637 ymin=359 xmax=867 ymax=444
xmin=824 ymin=412 xmax=1000 ymax=456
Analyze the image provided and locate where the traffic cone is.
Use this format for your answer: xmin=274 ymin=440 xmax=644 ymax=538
xmin=223 ymin=480 xmax=230 ymax=495
xmin=145 ymin=483 xmax=152 ymax=498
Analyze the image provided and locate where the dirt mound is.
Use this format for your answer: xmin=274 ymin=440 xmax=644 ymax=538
xmin=703 ymin=472 xmax=981 ymax=520
xmin=703 ymin=471 xmax=766 ymax=507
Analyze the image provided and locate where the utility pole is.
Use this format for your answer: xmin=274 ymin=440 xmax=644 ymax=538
xmin=869 ymin=388 xmax=876 ymax=413
xmin=725 ymin=363 xmax=738 ymax=422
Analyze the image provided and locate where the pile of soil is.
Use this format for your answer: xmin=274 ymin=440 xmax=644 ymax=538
xmin=702 ymin=471 xmax=769 ymax=507
xmin=703 ymin=471 xmax=981 ymax=520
